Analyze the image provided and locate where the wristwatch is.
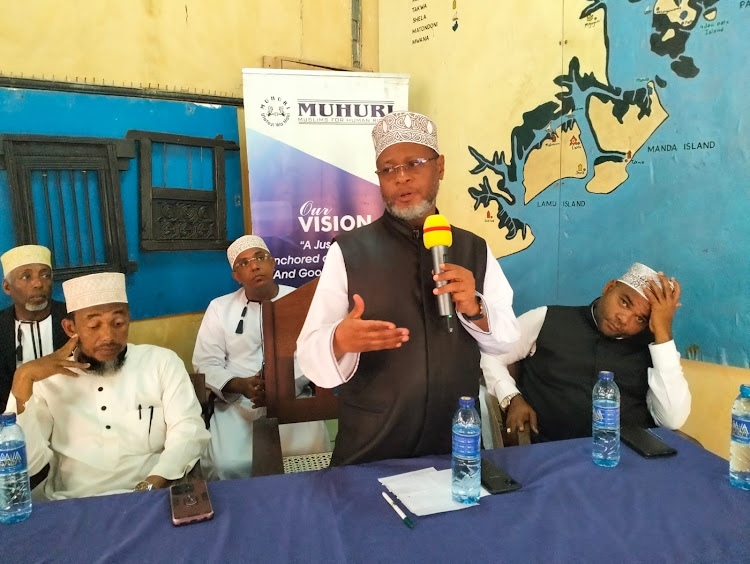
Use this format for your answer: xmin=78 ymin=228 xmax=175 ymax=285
xmin=466 ymin=299 xmax=485 ymax=322
xmin=500 ymin=392 xmax=521 ymax=410
xmin=134 ymin=480 xmax=154 ymax=492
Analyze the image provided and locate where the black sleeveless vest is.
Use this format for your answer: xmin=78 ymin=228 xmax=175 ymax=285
xmin=519 ymin=304 xmax=654 ymax=441
xmin=333 ymin=211 xmax=487 ymax=465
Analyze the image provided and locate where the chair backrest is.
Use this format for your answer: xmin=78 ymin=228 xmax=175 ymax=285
xmin=484 ymin=388 xmax=506 ymax=448
xmin=262 ymin=277 xmax=338 ymax=424
xmin=484 ymin=362 xmax=530 ymax=447
xmin=188 ymin=372 xmax=214 ymax=430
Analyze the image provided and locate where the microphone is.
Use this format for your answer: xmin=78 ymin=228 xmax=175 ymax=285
xmin=423 ymin=214 xmax=454 ymax=333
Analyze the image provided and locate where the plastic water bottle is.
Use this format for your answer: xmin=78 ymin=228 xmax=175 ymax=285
xmin=0 ymin=412 xmax=32 ymax=524
xmin=592 ymin=371 xmax=620 ymax=468
xmin=451 ymin=396 xmax=481 ymax=504
xmin=729 ymin=384 xmax=750 ymax=490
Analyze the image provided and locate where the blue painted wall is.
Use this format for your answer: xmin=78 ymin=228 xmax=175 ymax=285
xmin=465 ymin=2 xmax=750 ymax=368
xmin=0 ymin=87 xmax=244 ymax=320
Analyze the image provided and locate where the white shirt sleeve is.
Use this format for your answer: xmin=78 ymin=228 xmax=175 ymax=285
xmin=646 ymin=341 xmax=692 ymax=429
xmin=457 ymin=243 xmax=520 ymax=354
xmin=297 ymin=243 xmax=359 ymax=389
xmin=298 ymin=241 xmax=523 ymax=389
xmin=481 ymin=306 xmax=548 ymax=404
xmin=149 ymin=352 xmax=211 ymax=480
xmin=6 ymin=392 xmax=54 ymax=476
xmin=192 ymin=301 xmax=241 ymax=403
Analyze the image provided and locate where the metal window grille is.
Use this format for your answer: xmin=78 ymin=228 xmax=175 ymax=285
xmin=0 ymin=135 xmax=136 ymax=279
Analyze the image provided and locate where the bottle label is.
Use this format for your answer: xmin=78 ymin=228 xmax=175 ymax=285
xmin=731 ymin=415 xmax=750 ymax=445
xmin=592 ymin=404 xmax=619 ymax=430
xmin=452 ymin=429 xmax=480 ymax=458
xmin=0 ymin=445 xmax=27 ymax=475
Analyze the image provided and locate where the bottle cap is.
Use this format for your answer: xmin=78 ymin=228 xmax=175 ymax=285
xmin=598 ymin=371 xmax=614 ymax=381
xmin=0 ymin=412 xmax=17 ymax=426
xmin=740 ymin=384 xmax=750 ymax=398
xmin=458 ymin=396 xmax=475 ymax=408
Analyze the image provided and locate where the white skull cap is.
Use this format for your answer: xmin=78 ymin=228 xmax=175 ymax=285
xmin=372 ymin=111 xmax=439 ymax=159
xmin=1 ymin=245 xmax=51 ymax=278
xmin=227 ymin=235 xmax=270 ymax=268
xmin=617 ymin=262 xmax=670 ymax=299
xmin=62 ymin=272 xmax=128 ymax=313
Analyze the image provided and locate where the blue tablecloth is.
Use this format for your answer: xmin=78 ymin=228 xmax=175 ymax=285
xmin=1 ymin=429 xmax=748 ymax=563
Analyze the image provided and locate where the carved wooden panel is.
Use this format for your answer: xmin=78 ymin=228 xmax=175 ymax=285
xmin=126 ymin=130 xmax=239 ymax=252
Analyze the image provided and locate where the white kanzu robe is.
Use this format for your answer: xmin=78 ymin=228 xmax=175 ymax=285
xmin=7 ymin=344 xmax=210 ymax=500
xmin=15 ymin=316 xmax=53 ymax=366
xmin=193 ymin=286 xmax=330 ymax=480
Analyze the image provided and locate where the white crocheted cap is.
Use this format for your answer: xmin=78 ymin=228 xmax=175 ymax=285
xmin=1 ymin=245 xmax=51 ymax=278
xmin=62 ymin=272 xmax=128 ymax=313
xmin=227 ymin=235 xmax=270 ymax=268
xmin=617 ymin=263 xmax=665 ymax=299
xmin=372 ymin=111 xmax=439 ymax=160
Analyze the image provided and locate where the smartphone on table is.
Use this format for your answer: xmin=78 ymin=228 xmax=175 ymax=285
xmin=480 ymin=457 xmax=522 ymax=494
xmin=620 ymin=426 xmax=677 ymax=458
xmin=169 ymin=480 xmax=215 ymax=526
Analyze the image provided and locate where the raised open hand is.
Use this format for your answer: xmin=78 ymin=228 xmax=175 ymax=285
xmin=332 ymin=294 xmax=410 ymax=359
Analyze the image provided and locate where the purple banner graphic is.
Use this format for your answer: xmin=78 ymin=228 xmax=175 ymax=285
xmin=247 ymin=129 xmax=385 ymax=287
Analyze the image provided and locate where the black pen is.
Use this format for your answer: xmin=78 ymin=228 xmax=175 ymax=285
xmin=148 ymin=406 xmax=154 ymax=435
xmin=138 ymin=404 xmax=142 ymax=420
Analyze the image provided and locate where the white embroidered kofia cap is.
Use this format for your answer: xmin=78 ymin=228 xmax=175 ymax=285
xmin=227 ymin=235 xmax=270 ymax=268
xmin=63 ymin=272 xmax=128 ymax=313
xmin=617 ymin=262 xmax=667 ymax=299
xmin=1 ymin=245 xmax=52 ymax=278
xmin=372 ymin=111 xmax=439 ymax=160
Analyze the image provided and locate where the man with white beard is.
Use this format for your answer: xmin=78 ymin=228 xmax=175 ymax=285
xmin=1 ymin=245 xmax=68 ymax=409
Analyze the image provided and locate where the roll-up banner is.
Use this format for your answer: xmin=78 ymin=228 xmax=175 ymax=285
xmin=242 ymin=69 xmax=409 ymax=286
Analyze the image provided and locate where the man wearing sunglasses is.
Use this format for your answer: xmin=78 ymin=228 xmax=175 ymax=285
xmin=192 ymin=235 xmax=330 ymax=479
xmin=1 ymin=245 xmax=67 ymax=409
xmin=298 ymin=111 xmax=520 ymax=465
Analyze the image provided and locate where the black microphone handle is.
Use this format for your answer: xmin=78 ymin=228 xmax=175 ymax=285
xmin=431 ymin=245 xmax=454 ymax=318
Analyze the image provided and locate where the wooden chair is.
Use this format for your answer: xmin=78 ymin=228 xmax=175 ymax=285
xmin=188 ymin=372 xmax=215 ymax=430
xmin=486 ymin=363 xmax=701 ymax=448
xmin=251 ymin=278 xmax=338 ymax=477
xmin=170 ymin=372 xmax=214 ymax=483
xmin=484 ymin=362 xmax=531 ymax=448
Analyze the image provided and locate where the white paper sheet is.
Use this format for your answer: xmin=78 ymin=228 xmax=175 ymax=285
xmin=378 ymin=467 xmax=489 ymax=516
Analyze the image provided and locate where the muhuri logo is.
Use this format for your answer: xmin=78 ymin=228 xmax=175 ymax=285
xmin=260 ymin=96 xmax=291 ymax=127
xmin=298 ymin=100 xmax=395 ymax=124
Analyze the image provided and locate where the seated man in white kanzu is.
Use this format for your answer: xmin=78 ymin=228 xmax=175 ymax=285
xmin=6 ymin=272 xmax=210 ymax=500
xmin=193 ymin=235 xmax=330 ymax=480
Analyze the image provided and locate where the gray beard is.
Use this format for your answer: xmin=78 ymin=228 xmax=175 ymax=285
xmin=78 ymin=347 xmax=127 ymax=376
xmin=385 ymin=197 xmax=436 ymax=222
xmin=25 ymin=300 xmax=48 ymax=312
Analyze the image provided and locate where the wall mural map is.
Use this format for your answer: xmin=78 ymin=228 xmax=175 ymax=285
xmin=468 ymin=0 xmax=721 ymax=251
xmin=382 ymin=0 xmax=749 ymax=366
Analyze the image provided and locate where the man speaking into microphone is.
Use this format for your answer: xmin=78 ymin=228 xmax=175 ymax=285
xmin=298 ymin=111 xmax=519 ymax=465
